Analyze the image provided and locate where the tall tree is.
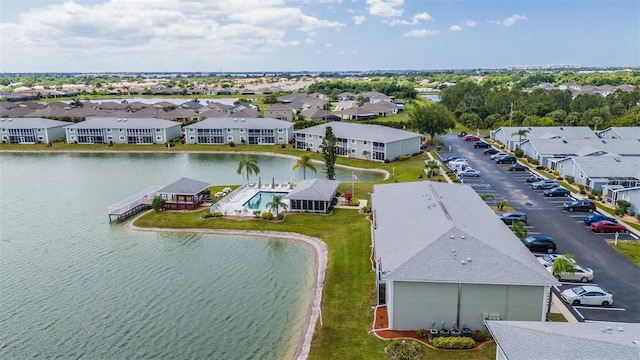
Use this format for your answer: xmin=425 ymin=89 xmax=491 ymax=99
xmin=319 ymin=126 xmax=337 ymax=180
xmin=266 ymin=194 xmax=288 ymax=218
xmin=425 ymin=160 xmax=439 ymax=180
xmin=292 ymin=154 xmax=317 ymax=180
xmin=511 ymin=129 xmax=530 ymax=149
xmin=236 ymin=156 xmax=260 ymax=183
xmin=409 ymin=102 xmax=456 ymax=140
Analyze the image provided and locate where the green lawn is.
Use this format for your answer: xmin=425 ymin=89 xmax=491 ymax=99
xmin=608 ymin=240 xmax=640 ymax=266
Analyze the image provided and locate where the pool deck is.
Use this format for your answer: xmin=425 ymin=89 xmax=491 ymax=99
xmin=213 ymin=183 xmax=292 ymax=216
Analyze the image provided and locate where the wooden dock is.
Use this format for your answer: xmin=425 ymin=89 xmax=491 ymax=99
xmin=107 ymin=186 xmax=161 ymax=223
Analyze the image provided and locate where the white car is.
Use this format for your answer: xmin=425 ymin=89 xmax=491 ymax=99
xmin=490 ymin=152 xmax=508 ymax=160
xmin=547 ymin=264 xmax=593 ymax=283
xmin=561 ymin=285 xmax=613 ymax=306
xmin=459 ymin=168 xmax=480 ymax=177
xmin=535 ymin=254 xmax=575 ymax=267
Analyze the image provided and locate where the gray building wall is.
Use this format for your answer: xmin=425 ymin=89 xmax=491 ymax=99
xmin=66 ymin=125 xmax=181 ymax=144
xmin=295 ymin=134 xmax=419 ymax=161
xmin=185 ymin=126 xmax=293 ymax=145
xmin=389 ymin=281 xmax=545 ymax=330
xmin=385 ymin=138 xmax=421 ymax=160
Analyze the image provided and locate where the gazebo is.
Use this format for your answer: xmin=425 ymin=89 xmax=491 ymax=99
xmin=156 ymin=177 xmax=211 ymax=210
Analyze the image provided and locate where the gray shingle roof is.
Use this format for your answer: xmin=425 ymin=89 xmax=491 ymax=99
xmin=495 ymin=126 xmax=596 ymax=141
xmin=285 ymin=179 xmax=339 ymax=201
xmin=65 ymin=117 xmax=181 ymax=129
xmin=157 ymin=177 xmax=210 ymax=195
xmin=486 ymin=320 xmax=640 ymax=360
xmin=526 ymin=138 xmax=640 ymax=156
xmin=557 ymin=156 xmax=640 ymax=179
xmin=372 ymin=181 xmax=558 ymax=286
xmin=0 ymin=117 xmax=69 ymax=129
xmin=598 ymin=126 xmax=640 ymax=140
xmin=295 ymin=122 xmax=421 ymax=143
xmin=185 ymin=117 xmax=293 ymax=130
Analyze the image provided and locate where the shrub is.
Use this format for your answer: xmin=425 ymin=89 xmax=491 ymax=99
xmin=384 ymin=159 xmax=391 ymax=163
xmin=588 ymin=194 xmax=596 ymax=200
xmin=361 ymin=205 xmax=371 ymax=213
xmin=436 ymin=145 xmax=442 ymax=151
xmin=553 ymin=171 xmax=560 ymax=176
xmin=556 ymin=176 xmax=564 ymax=181
xmin=416 ymin=329 xmax=427 ymax=338
xmin=201 ymin=212 xmax=214 ymax=218
xmin=514 ymin=148 xmax=524 ymax=158
xmin=276 ymin=213 xmax=285 ymax=220
xmin=212 ymin=211 xmax=223 ymax=217
xmin=566 ymin=176 xmax=575 ymax=184
xmin=398 ymin=154 xmax=411 ymax=161
xmin=228 ymin=141 xmax=236 ymax=147
xmin=471 ymin=330 xmax=491 ymax=342
xmin=151 ymin=196 xmax=166 ymax=212
xmin=253 ymin=210 xmax=262 ymax=218
xmin=433 ymin=337 xmax=475 ymax=349
xmin=349 ymin=197 xmax=360 ymax=207
xmin=261 ymin=211 xmax=274 ymax=220
xmin=280 ymin=144 xmax=286 ymax=149
xmin=384 ymin=340 xmax=422 ymax=360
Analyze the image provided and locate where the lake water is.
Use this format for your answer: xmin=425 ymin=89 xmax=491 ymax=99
xmin=421 ymin=94 xmax=441 ymax=102
xmin=0 ymin=153 xmax=381 ymax=359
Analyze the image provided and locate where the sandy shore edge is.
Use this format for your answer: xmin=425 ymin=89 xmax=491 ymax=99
xmin=128 ymin=213 xmax=327 ymax=360
xmin=0 ymin=149 xmax=390 ymax=180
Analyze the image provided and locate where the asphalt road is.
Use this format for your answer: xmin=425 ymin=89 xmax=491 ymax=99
xmin=440 ymin=134 xmax=640 ymax=323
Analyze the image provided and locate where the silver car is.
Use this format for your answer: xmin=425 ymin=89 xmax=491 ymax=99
xmin=547 ymin=264 xmax=593 ymax=282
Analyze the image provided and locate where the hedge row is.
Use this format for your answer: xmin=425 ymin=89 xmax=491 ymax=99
xmin=432 ymin=336 xmax=475 ymax=349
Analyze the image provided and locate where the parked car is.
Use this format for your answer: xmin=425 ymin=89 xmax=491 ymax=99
xmin=464 ymin=134 xmax=480 ymax=141
xmin=526 ymin=175 xmax=543 ymax=183
xmin=474 ymin=141 xmax=490 ymax=148
xmin=508 ymin=163 xmax=528 ymax=171
xmin=442 ymin=155 xmax=462 ymax=163
xmin=548 ymin=264 xmax=594 ymax=283
xmin=531 ymin=179 xmax=559 ymax=190
xmin=544 ymin=187 xmax=571 ymax=197
xmin=490 ymin=152 xmax=508 ymax=160
xmin=448 ymin=161 xmax=469 ymax=172
xmin=590 ymin=220 xmax=627 ymax=233
xmin=459 ymin=168 xmax=480 ymax=177
xmin=583 ymin=213 xmax=618 ymax=225
xmin=496 ymin=156 xmax=517 ymax=164
xmin=561 ymin=285 xmax=613 ymax=306
xmin=498 ymin=211 xmax=527 ymax=225
xmin=484 ymin=148 xmax=500 ymax=155
xmin=521 ymin=235 xmax=557 ymax=253
xmin=536 ymin=253 xmax=576 ymax=267
xmin=563 ymin=200 xmax=596 ymax=212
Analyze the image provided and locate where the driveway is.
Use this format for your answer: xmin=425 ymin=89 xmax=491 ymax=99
xmin=440 ymin=133 xmax=640 ymax=323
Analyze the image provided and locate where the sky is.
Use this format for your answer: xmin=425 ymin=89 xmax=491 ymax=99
xmin=0 ymin=0 xmax=638 ymax=73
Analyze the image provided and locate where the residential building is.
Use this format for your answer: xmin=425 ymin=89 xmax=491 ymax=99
xmin=372 ymin=181 xmax=558 ymax=331
xmin=597 ymin=126 xmax=640 ymax=140
xmin=0 ymin=117 xmax=68 ymax=144
xmin=491 ymin=126 xmax=595 ymax=150
xmin=64 ymin=117 xmax=182 ymax=144
xmin=602 ymin=185 xmax=640 ymax=216
xmin=263 ymin=103 xmax=295 ymax=121
xmin=156 ymin=177 xmax=211 ymax=210
xmin=520 ymin=138 xmax=640 ymax=168
xmin=552 ymin=156 xmax=640 ymax=192
xmin=294 ymin=122 xmax=421 ymax=161
xmin=486 ymin=320 xmax=640 ymax=360
xmin=184 ymin=117 xmax=294 ymax=145
xmin=285 ymin=179 xmax=339 ymax=213
xmin=300 ymin=108 xmax=340 ymax=121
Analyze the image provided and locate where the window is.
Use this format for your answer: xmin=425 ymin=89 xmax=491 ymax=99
xmin=309 ymin=143 xmax=313 ymax=148
xmin=227 ymin=128 xmax=233 ymax=133
xmin=319 ymin=136 xmax=323 ymax=140
xmin=189 ymin=128 xmax=195 ymax=132
xmin=107 ymin=135 xmax=113 ymax=140
xmin=38 ymin=136 xmax=44 ymax=140
xmin=278 ymin=136 xmax=284 ymax=141
xmin=119 ymin=128 xmax=124 ymax=132
xmin=70 ymin=135 xmax=76 ymax=140
xmin=189 ymin=136 xmax=195 ymax=140
xmin=363 ymin=141 xmax=368 ymax=145
xmin=1 ymin=128 xmax=6 ymax=133
xmin=69 ymin=128 xmax=75 ymax=132
xmin=156 ymin=136 xmax=162 ymax=141
xmin=351 ymin=148 xmax=356 ymax=154
xmin=278 ymin=129 xmax=284 ymax=133
xmin=351 ymin=139 xmax=356 ymax=144
xmin=37 ymin=128 xmax=42 ymax=132
xmin=156 ymin=129 xmax=161 ymax=133
xmin=240 ymin=136 xmax=246 ymax=142
xmin=227 ymin=136 xmax=233 ymax=141
xmin=2 ymin=136 xmax=7 ymax=140
xmin=240 ymin=128 xmax=245 ymax=133
xmin=308 ymin=135 xmax=313 ymax=139
xmin=106 ymin=128 xmax=112 ymax=133
xmin=119 ymin=135 xmax=125 ymax=141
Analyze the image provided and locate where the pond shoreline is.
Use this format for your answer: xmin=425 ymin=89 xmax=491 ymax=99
xmin=0 ymin=149 xmax=391 ymax=180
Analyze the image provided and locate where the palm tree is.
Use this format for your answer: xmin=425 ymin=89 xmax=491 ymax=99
xmin=511 ymin=221 xmax=528 ymax=240
xmin=425 ymin=160 xmax=439 ymax=180
xmin=496 ymin=199 xmax=509 ymax=211
xmin=480 ymin=194 xmax=496 ymax=202
xmin=546 ymin=254 xmax=577 ymax=320
xmin=291 ymin=154 xmax=317 ymax=180
xmin=266 ymin=194 xmax=288 ymax=218
xmin=511 ymin=129 xmax=530 ymax=150
xmin=237 ymin=156 xmax=260 ymax=183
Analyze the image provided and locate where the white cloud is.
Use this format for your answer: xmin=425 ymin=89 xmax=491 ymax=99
xmin=353 ymin=15 xmax=366 ymax=25
xmin=0 ymin=0 xmax=346 ymax=71
xmin=389 ymin=12 xmax=432 ymax=25
xmin=449 ymin=25 xmax=462 ymax=31
xmin=402 ymin=29 xmax=439 ymax=37
xmin=464 ymin=20 xmax=478 ymax=27
xmin=367 ymin=0 xmax=404 ymax=17
xmin=325 ymin=43 xmax=333 ymax=47
xmin=490 ymin=14 xmax=527 ymax=27
xmin=305 ymin=38 xmax=315 ymax=44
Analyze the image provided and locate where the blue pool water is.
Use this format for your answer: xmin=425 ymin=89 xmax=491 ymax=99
xmin=244 ymin=191 xmax=289 ymax=210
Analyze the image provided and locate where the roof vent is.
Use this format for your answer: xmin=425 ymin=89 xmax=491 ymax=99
xmin=461 ymin=260 xmax=466 ymax=265
xmin=562 ymin=140 xmax=568 ymax=144
xmin=614 ymin=157 xmax=621 ymax=162
xmin=560 ymin=127 xmax=564 ymax=130
xmin=601 ymin=139 xmax=607 ymax=144
xmin=460 ymin=235 xmax=465 ymax=239
xmin=618 ymin=327 xmax=624 ymax=332
xmin=467 ymin=258 xmax=472 ymax=262
xmin=450 ymin=235 xmax=455 ymax=239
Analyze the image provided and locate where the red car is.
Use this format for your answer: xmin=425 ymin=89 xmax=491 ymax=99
xmin=464 ymin=134 xmax=480 ymax=141
xmin=590 ymin=220 xmax=627 ymax=233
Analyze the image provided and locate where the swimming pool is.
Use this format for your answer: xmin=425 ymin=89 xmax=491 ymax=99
xmin=243 ymin=191 xmax=289 ymax=211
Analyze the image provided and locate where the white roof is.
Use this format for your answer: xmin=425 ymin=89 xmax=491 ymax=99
xmin=295 ymin=122 xmax=421 ymax=143
xmin=65 ymin=117 xmax=180 ymax=129
xmin=372 ymin=181 xmax=558 ymax=286
xmin=185 ymin=117 xmax=294 ymax=130
xmin=285 ymin=179 xmax=339 ymax=201
xmin=486 ymin=320 xmax=640 ymax=360
xmin=0 ymin=117 xmax=69 ymax=129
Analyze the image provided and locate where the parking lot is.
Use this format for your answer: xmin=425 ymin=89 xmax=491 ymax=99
xmin=440 ymin=133 xmax=640 ymax=323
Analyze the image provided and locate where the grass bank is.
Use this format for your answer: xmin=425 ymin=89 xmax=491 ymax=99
xmin=607 ymin=240 xmax=640 ymax=266
xmin=134 ymin=209 xmax=495 ymax=359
